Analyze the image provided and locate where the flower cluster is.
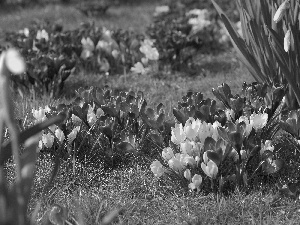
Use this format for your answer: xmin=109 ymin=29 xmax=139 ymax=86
xmin=151 ymin=117 xmax=221 ymax=190
xmin=131 ymin=39 xmax=159 ymax=75
xmin=186 ymin=9 xmax=211 ymax=33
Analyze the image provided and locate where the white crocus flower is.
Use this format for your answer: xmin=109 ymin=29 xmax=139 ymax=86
xmin=36 ymin=29 xmax=49 ymax=41
xmin=42 ymin=133 xmax=54 ymax=148
xmin=154 ymin=5 xmax=170 ymax=16
xmin=131 ymin=62 xmax=147 ymax=75
xmin=260 ymin=140 xmax=274 ymax=155
xmin=168 ymin=154 xmax=186 ymax=173
xmin=184 ymin=117 xmax=200 ymax=141
xmin=55 ymin=128 xmax=65 ymax=144
xmin=201 ymin=159 xmax=218 ymax=179
xmin=180 ymin=140 xmax=194 ymax=155
xmin=68 ymin=126 xmax=80 ymax=144
xmin=250 ymin=112 xmax=268 ymax=130
xmin=162 ymin=147 xmax=174 ymax=161
xmin=171 ymin=123 xmax=186 ymax=145
xmin=188 ymin=174 xmax=202 ymax=190
xmin=71 ymin=114 xmax=81 ymax=123
xmin=150 ymin=160 xmax=165 ymax=177
xmin=81 ymin=37 xmax=95 ymax=59
xmin=32 ymin=107 xmax=47 ymax=123
xmin=184 ymin=169 xmax=192 ymax=180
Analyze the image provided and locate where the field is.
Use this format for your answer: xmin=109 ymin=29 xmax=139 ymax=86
xmin=2 ymin=1 xmax=300 ymax=225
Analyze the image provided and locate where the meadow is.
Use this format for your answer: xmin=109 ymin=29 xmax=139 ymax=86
xmin=2 ymin=1 xmax=300 ymax=224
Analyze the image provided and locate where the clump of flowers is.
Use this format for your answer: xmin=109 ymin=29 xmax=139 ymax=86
xmin=131 ymin=39 xmax=159 ymax=75
xmin=186 ymin=9 xmax=211 ymax=33
xmin=150 ymin=117 xmax=221 ymax=191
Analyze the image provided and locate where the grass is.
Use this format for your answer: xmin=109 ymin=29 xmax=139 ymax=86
xmin=3 ymin=1 xmax=300 ymax=225
xmin=0 ymin=1 xmax=158 ymax=36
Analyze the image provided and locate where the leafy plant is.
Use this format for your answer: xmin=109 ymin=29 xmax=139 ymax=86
xmin=211 ymin=0 xmax=300 ymax=109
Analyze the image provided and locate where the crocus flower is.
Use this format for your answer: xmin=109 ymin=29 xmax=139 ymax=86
xmin=273 ymin=0 xmax=290 ymax=23
xmin=201 ymin=160 xmax=218 ymax=179
xmin=67 ymin=126 xmax=80 ymax=144
xmin=19 ymin=28 xmax=29 ymax=37
xmin=131 ymin=62 xmax=147 ymax=75
xmin=188 ymin=174 xmax=202 ymax=190
xmin=260 ymin=140 xmax=274 ymax=155
xmin=180 ymin=140 xmax=194 ymax=155
xmin=139 ymin=40 xmax=159 ymax=61
xmin=168 ymin=154 xmax=186 ymax=172
xmin=284 ymin=29 xmax=291 ymax=52
xmin=184 ymin=169 xmax=192 ymax=180
xmin=42 ymin=133 xmax=54 ymax=148
xmin=71 ymin=114 xmax=81 ymax=123
xmin=87 ymin=104 xmax=98 ymax=126
xmin=182 ymin=154 xmax=196 ymax=167
xmin=238 ymin=116 xmax=253 ymax=137
xmin=154 ymin=5 xmax=170 ymax=16
xmin=225 ymin=109 xmax=235 ymax=121
xmin=150 ymin=160 xmax=164 ymax=177
xmin=184 ymin=117 xmax=200 ymax=140
xmin=162 ymin=147 xmax=174 ymax=161
xmin=81 ymin=37 xmax=95 ymax=59
xmin=36 ymin=29 xmax=49 ymax=41
xmin=55 ymin=128 xmax=65 ymax=144
xmin=250 ymin=112 xmax=268 ymax=130
xmin=32 ymin=107 xmax=47 ymax=123
xmin=171 ymin=123 xmax=186 ymax=144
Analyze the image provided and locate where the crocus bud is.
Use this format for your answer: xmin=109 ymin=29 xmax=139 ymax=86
xmin=162 ymin=147 xmax=174 ymax=161
xmin=184 ymin=169 xmax=192 ymax=180
xmin=273 ymin=0 xmax=290 ymax=23
xmin=284 ymin=29 xmax=291 ymax=52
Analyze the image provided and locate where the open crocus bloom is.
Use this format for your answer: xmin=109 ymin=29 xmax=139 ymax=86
xmin=55 ymin=128 xmax=65 ymax=144
xmin=188 ymin=174 xmax=203 ymax=190
xmin=168 ymin=154 xmax=186 ymax=173
xmin=184 ymin=117 xmax=200 ymax=141
xmin=42 ymin=133 xmax=54 ymax=148
xmin=201 ymin=160 xmax=218 ymax=179
xmin=150 ymin=160 xmax=165 ymax=178
xmin=171 ymin=123 xmax=186 ymax=145
xmin=162 ymin=147 xmax=174 ymax=161
xmin=250 ymin=112 xmax=268 ymax=130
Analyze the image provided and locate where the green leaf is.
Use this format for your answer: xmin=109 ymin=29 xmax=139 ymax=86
xmin=116 ymin=142 xmax=135 ymax=153
xmin=211 ymin=0 xmax=266 ymax=83
xmin=149 ymin=133 xmax=164 ymax=145
xmin=203 ymin=137 xmax=216 ymax=152
xmin=173 ymin=108 xmax=188 ymax=125
xmin=20 ymin=140 xmax=38 ymax=209
xmin=262 ymin=159 xmax=284 ymax=174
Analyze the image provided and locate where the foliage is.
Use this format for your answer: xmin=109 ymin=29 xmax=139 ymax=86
xmin=147 ymin=0 xmax=240 ymax=72
xmin=3 ymin=21 xmax=153 ymax=97
xmin=212 ymin=0 xmax=300 ymax=109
